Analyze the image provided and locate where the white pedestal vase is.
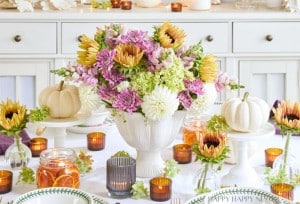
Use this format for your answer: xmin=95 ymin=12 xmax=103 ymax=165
xmin=112 ymin=110 xmax=186 ymax=178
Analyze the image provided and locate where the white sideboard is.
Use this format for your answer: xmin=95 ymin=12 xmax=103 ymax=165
xmin=0 ymin=3 xmax=299 ymax=108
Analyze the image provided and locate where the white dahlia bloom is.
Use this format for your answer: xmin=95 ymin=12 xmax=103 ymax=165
xmin=78 ymin=84 xmax=101 ymax=113
xmin=141 ymin=86 xmax=179 ymax=121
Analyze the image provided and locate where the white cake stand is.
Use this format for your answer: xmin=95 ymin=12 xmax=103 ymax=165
xmin=222 ymin=122 xmax=275 ymax=188
xmin=36 ymin=112 xmax=90 ymax=147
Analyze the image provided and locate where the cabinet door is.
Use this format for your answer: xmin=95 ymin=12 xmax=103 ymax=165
xmin=238 ymin=60 xmax=299 ymax=106
xmin=0 ymin=60 xmax=52 ymax=108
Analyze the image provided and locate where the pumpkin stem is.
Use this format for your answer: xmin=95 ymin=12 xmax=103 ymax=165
xmin=58 ymin=80 xmax=64 ymax=91
xmin=242 ymin=92 xmax=249 ymax=102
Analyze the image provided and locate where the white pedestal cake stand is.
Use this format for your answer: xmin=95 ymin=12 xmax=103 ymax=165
xmin=37 ymin=112 xmax=90 ymax=147
xmin=222 ymin=122 xmax=275 ymax=188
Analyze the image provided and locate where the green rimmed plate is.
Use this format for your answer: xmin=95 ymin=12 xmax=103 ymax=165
xmin=184 ymin=187 xmax=293 ymax=204
xmin=13 ymin=187 xmax=92 ymax=204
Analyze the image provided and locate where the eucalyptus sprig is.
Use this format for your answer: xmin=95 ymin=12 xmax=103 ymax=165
xmin=16 ymin=166 xmax=35 ymax=185
xmin=131 ymin=181 xmax=149 ymax=199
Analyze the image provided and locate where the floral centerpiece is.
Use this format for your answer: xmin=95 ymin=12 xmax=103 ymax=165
xmin=52 ymin=21 xmax=241 ymax=177
xmin=266 ymin=100 xmax=300 ymax=186
xmin=0 ymin=99 xmax=48 ymax=169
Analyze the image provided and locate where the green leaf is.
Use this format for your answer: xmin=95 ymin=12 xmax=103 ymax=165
xmin=17 ymin=166 xmax=35 ymax=185
xmin=112 ymin=150 xmax=131 ymax=157
xmin=75 ymin=150 xmax=94 ymax=174
xmin=131 ymin=181 xmax=149 ymax=199
xmin=163 ymin=159 xmax=180 ymax=178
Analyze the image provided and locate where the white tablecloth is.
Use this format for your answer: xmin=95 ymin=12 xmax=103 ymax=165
xmin=1 ymin=123 xmax=300 ymax=204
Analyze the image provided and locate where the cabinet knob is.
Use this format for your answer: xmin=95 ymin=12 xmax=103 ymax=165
xmin=77 ymin=35 xmax=83 ymax=42
xmin=265 ymin=35 xmax=273 ymax=42
xmin=14 ymin=35 xmax=22 ymax=42
xmin=206 ymin=35 xmax=214 ymax=42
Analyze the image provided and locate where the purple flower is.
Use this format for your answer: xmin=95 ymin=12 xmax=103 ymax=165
xmin=178 ymin=91 xmax=192 ymax=109
xmin=184 ymin=79 xmax=205 ymax=95
xmin=98 ymin=85 xmax=118 ymax=102
xmin=112 ymin=88 xmax=142 ymax=113
xmin=119 ymin=30 xmax=148 ymax=47
xmin=75 ymin=65 xmax=98 ymax=86
xmin=215 ymin=71 xmax=231 ymax=92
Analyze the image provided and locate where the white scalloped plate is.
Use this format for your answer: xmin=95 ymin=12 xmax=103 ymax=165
xmin=184 ymin=187 xmax=292 ymax=204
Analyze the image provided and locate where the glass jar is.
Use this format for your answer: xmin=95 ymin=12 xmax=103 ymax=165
xmin=36 ymin=148 xmax=80 ymax=189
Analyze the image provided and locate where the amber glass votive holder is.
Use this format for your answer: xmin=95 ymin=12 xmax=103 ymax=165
xmin=87 ymin=132 xmax=106 ymax=151
xmin=265 ymin=147 xmax=283 ymax=168
xmin=106 ymin=156 xmax=136 ymax=198
xmin=111 ymin=0 xmax=121 ymax=8
xmin=150 ymin=177 xmax=172 ymax=202
xmin=0 ymin=170 xmax=12 ymax=194
xmin=29 ymin=137 xmax=48 ymax=157
xmin=121 ymin=1 xmax=132 ymax=10
xmin=171 ymin=2 xmax=182 ymax=12
xmin=271 ymin=183 xmax=294 ymax=200
xmin=173 ymin=144 xmax=192 ymax=164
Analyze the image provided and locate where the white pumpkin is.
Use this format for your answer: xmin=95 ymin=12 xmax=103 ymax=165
xmin=39 ymin=81 xmax=81 ymax=118
xmin=221 ymin=92 xmax=269 ymax=132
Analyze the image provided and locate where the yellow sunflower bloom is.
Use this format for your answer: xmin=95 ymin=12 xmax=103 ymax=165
xmin=272 ymin=100 xmax=300 ymax=133
xmin=0 ymin=99 xmax=27 ymax=134
xmin=114 ymin=44 xmax=144 ymax=68
xmin=198 ymin=130 xmax=227 ymax=159
xmin=157 ymin=21 xmax=186 ymax=49
xmin=199 ymin=55 xmax=218 ymax=83
xmin=77 ymin=35 xmax=100 ymax=67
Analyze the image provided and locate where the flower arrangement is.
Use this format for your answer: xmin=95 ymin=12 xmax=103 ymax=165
xmin=0 ymin=99 xmax=48 ymax=164
xmin=265 ymin=100 xmax=300 ymax=186
xmin=53 ymin=21 xmax=242 ymax=121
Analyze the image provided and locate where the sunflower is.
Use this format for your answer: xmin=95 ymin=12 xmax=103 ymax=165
xmin=199 ymin=55 xmax=218 ymax=83
xmin=156 ymin=21 xmax=186 ymax=49
xmin=114 ymin=44 xmax=144 ymax=68
xmin=0 ymin=99 xmax=27 ymax=136
xmin=77 ymin=34 xmax=100 ymax=67
xmin=272 ymin=100 xmax=300 ymax=134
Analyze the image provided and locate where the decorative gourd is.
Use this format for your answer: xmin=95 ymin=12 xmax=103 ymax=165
xmin=39 ymin=81 xmax=81 ymax=118
xmin=221 ymin=92 xmax=269 ymax=132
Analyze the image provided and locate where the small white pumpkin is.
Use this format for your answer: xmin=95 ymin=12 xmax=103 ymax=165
xmin=221 ymin=92 xmax=269 ymax=132
xmin=39 ymin=81 xmax=81 ymax=118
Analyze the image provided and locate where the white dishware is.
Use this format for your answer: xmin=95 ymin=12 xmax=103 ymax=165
xmin=13 ymin=187 xmax=93 ymax=204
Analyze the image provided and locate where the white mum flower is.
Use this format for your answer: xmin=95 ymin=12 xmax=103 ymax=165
xmin=141 ymin=86 xmax=179 ymax=121
xmin=78 ymin=84 xmax=101 ymax=113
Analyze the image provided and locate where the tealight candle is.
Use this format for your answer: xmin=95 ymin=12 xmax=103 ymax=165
xmin=29 ymin=137 xmax=48 ymax=157
xmin=150 ymin=177 xmax=172 ymax=202
xmin=87 ymin=132 xmax=106 ymax=151
xmin=265 ymin=147 xmax=283 ymax=168
xmin=111 ymin=0 xmax=121 ymax=8
xmin=0 ymin=170 xmax=12 ymax=194
xmin=121 ymin=1 xmax=132 ymax=10
xmin=171 ymin=2 xmax=182 ymax=12
xmin=271 ymin=183 xmax=294 ymax=200
xmin=173 ymin=144 xmax=192 ymax=164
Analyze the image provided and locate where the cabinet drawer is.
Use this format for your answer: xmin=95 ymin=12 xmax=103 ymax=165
xmin=62 ymin=22 xmax=229 ymax=54
xmin=233 ymin=22 xmax=300 ymax=53
xmin=0 ymin=23 xmax=56 ymax=54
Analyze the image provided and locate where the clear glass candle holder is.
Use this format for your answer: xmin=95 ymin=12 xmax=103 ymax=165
xmin=29 ymin=137 xmax=48 ymax=157
xmin=106 ymin=156 xmax=136 ymax=198
xmin=0 ymin=170 xmax=13 ymax=194
xmin=271 ymin=183 xmax=294 ymax=200
xmin=265 ymin=147 xmax=283 ymax=168
xmin=150 ymin=177 xmax=172 ymax=202
xmin=87 ymin=132 xmax=105 ymax=151
xmin=173 ymin=144 xmax=192 ymax=164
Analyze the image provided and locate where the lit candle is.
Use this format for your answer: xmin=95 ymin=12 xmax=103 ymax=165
xmin=271 ymin=183 xmax=294 ymax=200
xmin=0 ymin=170 xmax=12 ymax=194
xmin=121 ymin=1 xmax=132 ymax=10
xmin=150 ymin=177 xmax=172 ymax=201
xmin=171 ymin=2 xmax=182 ymax=12
xmin=173 ymin=144 xmax=192 ymax=164
xmin=265 ymin=147 xmax=283 ymax=168
xmin=111 ymin=0 xmax=121 ymax=8
xmin=87 ymin=132 xmax=106 ymax=151
xmin=29 ymin=137 xmax=48 ymax=157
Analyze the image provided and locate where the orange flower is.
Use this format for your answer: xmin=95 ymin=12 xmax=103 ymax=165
xmin=157 ymin=21 xmax=186 ymax=49
xmin=77 ymin=35 xmax=100 ymax=67
xmin=199 ymin=55 xmax=218 ymax=83
xmin=272 ymin=100 xmax=300 ymax=133
xmin=114 ymin=44 xmax=144 ymax=68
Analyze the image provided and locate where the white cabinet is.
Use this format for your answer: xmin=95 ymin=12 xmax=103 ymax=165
xmin=0 ymin=59 xmax=53 ymax=108
xmin=238 ymin=59 xmax=299 ymax=106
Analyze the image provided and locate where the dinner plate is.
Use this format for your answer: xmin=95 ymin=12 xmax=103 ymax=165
xmin=184 ymin=187 xmax=292 ymax=204
xmin=67 ymin=117 xmax=115 ymax=134
xmin=91 ymin=194 xmax=109 ymax=204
